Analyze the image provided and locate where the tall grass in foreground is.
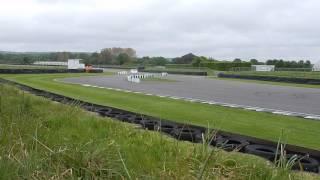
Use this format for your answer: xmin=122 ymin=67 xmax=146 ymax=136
xmin=0 ymin=84 xmax=317 ymax=179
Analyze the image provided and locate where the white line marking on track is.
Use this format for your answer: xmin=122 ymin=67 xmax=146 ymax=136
xmin=74 ymin=83 xmax=320 ymax=121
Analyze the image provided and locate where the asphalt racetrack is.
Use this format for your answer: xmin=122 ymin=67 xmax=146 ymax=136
xmin=62 ymin=75 xmax=320 ymax=116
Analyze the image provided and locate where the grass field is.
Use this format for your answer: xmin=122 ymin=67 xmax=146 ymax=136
xmin=224 ymin=71 xmax=320 ymax=79
xmin=2 ymin=84 xmax=319 ymax=179
xmin=1 ymin=73 xmax=320 ymax=150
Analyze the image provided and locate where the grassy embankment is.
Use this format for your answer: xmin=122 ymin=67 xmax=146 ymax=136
xmin=1 ymin=73 xmax=320 ymax=150
xmin=0 ymin=84 xmax=318 ymax=179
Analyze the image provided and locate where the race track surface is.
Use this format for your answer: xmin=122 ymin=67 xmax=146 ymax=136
xmin=62 ymin=75 xmax=320 ymax=116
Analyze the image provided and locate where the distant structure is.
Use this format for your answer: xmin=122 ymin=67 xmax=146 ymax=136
xmin=34 ymin=59 xmax=85 ymax=69
xmin=252 ymin=65 xmax=275 ymax=72
xmin=33 ymin=61 xmax=67 ymax=66
xmin=312 ymin=61 xmax=320 ymax=71
xmin=67 ymin=59 xmax=85 ymax=69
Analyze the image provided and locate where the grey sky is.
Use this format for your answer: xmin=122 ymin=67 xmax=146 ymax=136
xmin=0 ymin=0 xmax=320 ymax=61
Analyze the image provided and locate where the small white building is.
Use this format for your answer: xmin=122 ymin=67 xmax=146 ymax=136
xmin=312 ymin=61 xmax=320 ymax=71
xmin=67 ymin=59 xmax=85 ymax=69
xmin=252 ymin=65 xmax=275 ymax=72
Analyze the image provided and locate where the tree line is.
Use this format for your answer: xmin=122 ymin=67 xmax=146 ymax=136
xmin=0 ymin=49 xmax=314 ymax=68
xmin=0 ymin=48 xmax=137 ymax=65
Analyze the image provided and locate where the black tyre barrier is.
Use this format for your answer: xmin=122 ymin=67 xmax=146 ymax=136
xmin=197 ymin=133 xmax=220 ymax=146
xmin=81 ymin=104 xmax=98 ymax=112
xmin=140 ymin=119 xmax=159 ymax=130
xmin=217 ymin=73 xmax=320 ymax=85
xmin=97 ymin=108 xmax=113 ymax=116
xmin=106 ymin=110 xmax=126 ymax=118
xmin=287 ymin=154 xmax=320 ymax=173
xmin=0 ymin=78 xmax=319 ymax=173
xmin=171 ymin=127 xmax=202 ymax=142
xmin=0 ymin=68 xmax=103 ymax=74
xmin=53 ymin=96 xmax=66 ymax=102
xmin=127 ymin=116 xmax=150 ymax=124
xmin=216 ymin=136 xmax=249 ymax=152
xmin=99 ymin=109 xmax=126 ymax=118
xmin=114 ymin=114 xmax=136 ymax=122
xmin=245 ymin=144 xmax=279 ymax=160
xmin=154 ymin=122 xmax=178 ymax=134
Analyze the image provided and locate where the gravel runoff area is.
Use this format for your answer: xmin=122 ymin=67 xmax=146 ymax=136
xmin=61 ymin=74 xmax=320 ymax=117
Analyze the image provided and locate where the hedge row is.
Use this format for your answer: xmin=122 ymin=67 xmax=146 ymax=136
xmin=165 ymin=64 xmax=193 ymax=69
xmin=0 ymin=69 xmax=103 ymax=74
xmin=141 ymin=70 xmax=207 ymax=76
xmin=218 ymin=73 xmax=320 ymax=85
xmin=200 ymin=62 xmax=251 ymax=71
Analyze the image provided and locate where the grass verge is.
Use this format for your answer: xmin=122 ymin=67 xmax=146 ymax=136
xmin=209 ymin=76 xmax=320 ymax=89
xmin=2 ymin=73 xmax=320 ymax=150
xmin=0 ymin=84 xmax=318 ymax=179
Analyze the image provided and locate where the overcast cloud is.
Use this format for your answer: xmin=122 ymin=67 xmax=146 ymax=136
xmin=0 ymin=0 xmax=320 ymax=61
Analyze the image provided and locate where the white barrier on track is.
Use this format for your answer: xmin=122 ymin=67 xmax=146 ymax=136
xmin=130 ymin=69 xmax=138 ymax=74
xmin=117 ymin=71 xmax=128 ymax=75
xmin=126 ymin=72 xmax=168 ymax=83
xmin=127 ymin=75 xmax=141 ymax=83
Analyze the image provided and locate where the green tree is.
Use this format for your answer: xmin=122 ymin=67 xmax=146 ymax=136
xmin=117 ymin=53 xmax=131 ymax=65
xmin=305 ymin=60 xmax=311 ymax=68
xmin=192 ymin=56 xmax=208 ymax=67
xmin=172 ymin=53 xmax=197 ymax=64
xmin=22 ymin=57 xmax=31 ymax=64
xmin=99 ymin=49 xmax=113 ymax=64
xmin=250 ymin=59 xmax=259 ymax=65
xmin=150 ymin=57 xmax=168 ymax=66
xmin=233 ymin=58 xmax=242 ymax=63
